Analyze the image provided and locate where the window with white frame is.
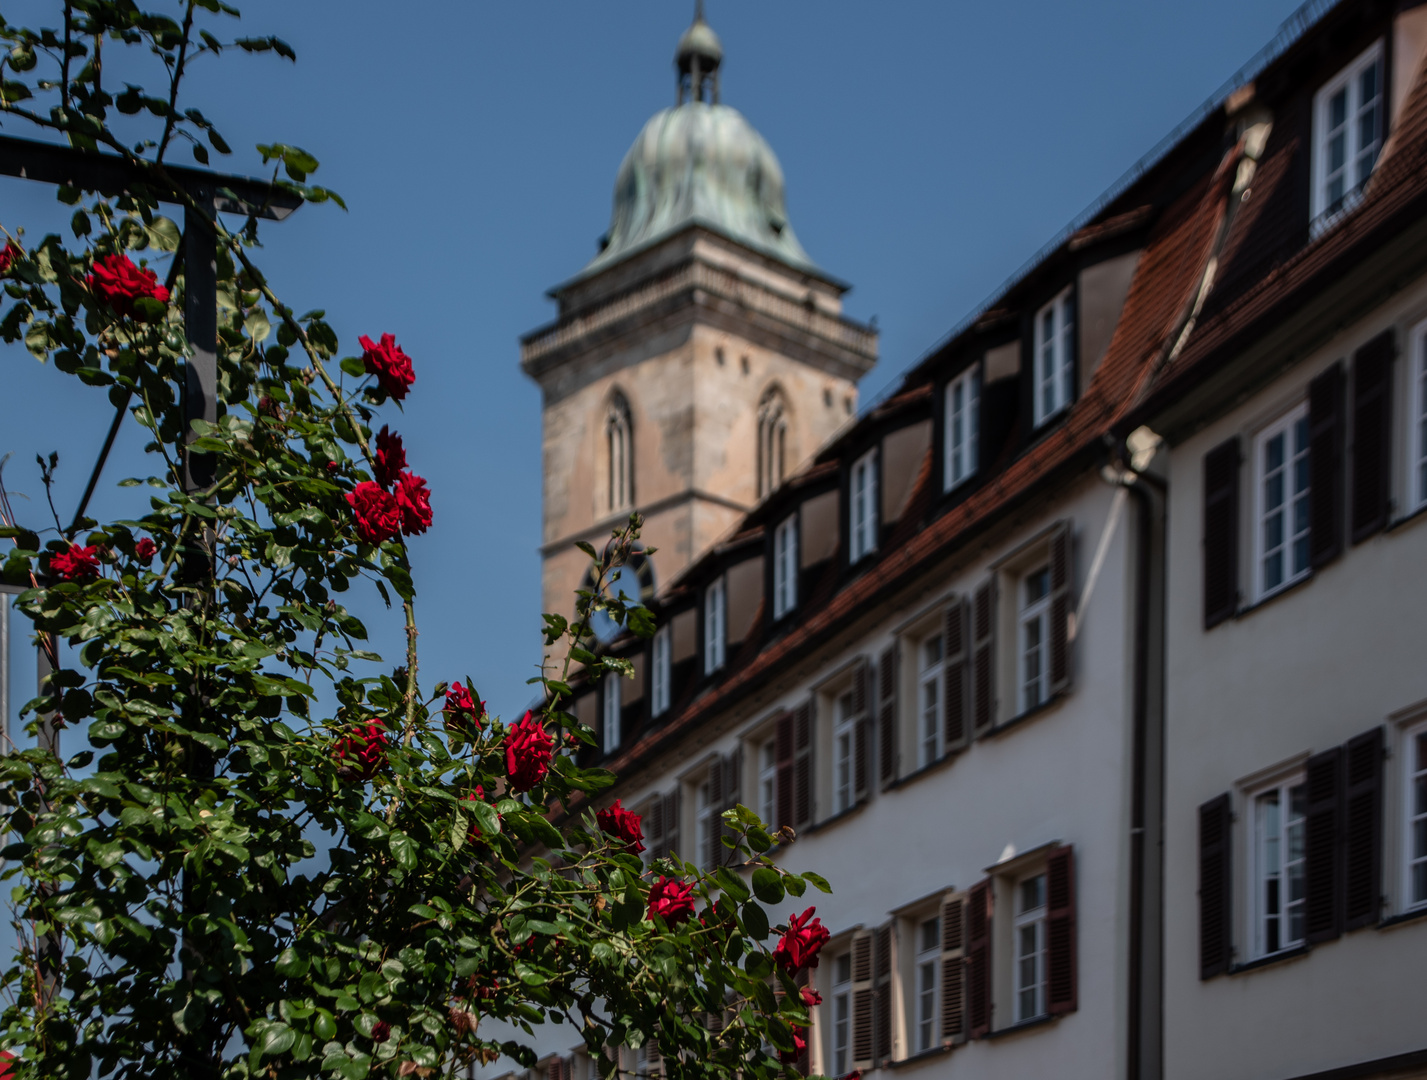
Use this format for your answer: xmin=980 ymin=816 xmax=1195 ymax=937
xmin=914 ymin=914 xmax=940 ymax=1053
xmin=918 ymin=631 xmax=944 ymax=768
xmin=602 ymin=674 xmax=621 ymax=755
xmin=1033 ymin=287 xmax=1075 ymax=427
xmin=944 ymin=365 xmax=980 ymax=491
xmin=773 ymin=514 xmax=798 ymax=619
xmin=1252 ymin=776 xmax=1307 ymax=957
xmin=1404 ymin=723 xmax=1427 ymax=911
xmin=1254 ymin=404 xmax=1311 ymax=599
xmin=1014 ymin=872 xmax=1048 ymax=1022
xmin=833 ymin=690 xmax=856 ymax=814
xmin=704 ymin=577 xmax=726 ymax=675
xmin=758 ymin=737 xmax=778 ymax=829
xmin=650 ymin=624 xmax=671 ymax=717
xmin=1411 ymin=320 xmax=1427 ymax=514
xmin=1019 ymin=566 xmax=1051 ymax=713
xmin=696 ymin=771 xmax=718 ymax=871
xmin=849 ymin=449 xmax=879 ymax=563
xmin=830 ymin=951 xmax=852 ymax=1076
xmin=1311 ymin=41 xmax=1384 ymax=227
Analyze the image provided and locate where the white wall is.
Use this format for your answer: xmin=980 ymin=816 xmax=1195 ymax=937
xmin=1162 ymin=278 xmax=1427 ymax=1080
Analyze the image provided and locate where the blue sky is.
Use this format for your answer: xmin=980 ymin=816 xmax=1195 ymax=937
xmin=0 ymin=0 xmax=1306 ymax=730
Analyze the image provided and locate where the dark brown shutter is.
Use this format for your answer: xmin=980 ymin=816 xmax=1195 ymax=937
xmin=546 ymin=1057 xmax=562 ymax=1080
xmin=1198 ymin=793 xmax=1232 ymax=979
xmin=775 ymin=710 xmax=794 ymax=831
xmin=1343 ymin=726 xmax=1385 ymax=930
xmin=851 ymin=931 xmax=874 ymax=1068
xmin=966 ymin=879 xmax=993 ymax=1038
xmin=971 ymin=578 xmax=996 ymax=737
xmin=1045 ymin=845 xmax=1077 ymax=1015
xmin=793 ymin=700 xmax=813 ymax=830
xmin=722 ymin=746 xmax=743 ymax=849
xmin=940 ymin=892 xmax=966 ymax=1045
xmin=1048 ymin=522 xmax=1072 ymax=695
xmin=662 ymin=787 xmax=681 ymax=863
xmin=872 ymin=921 xmax=893 ymax=1064
xmin=944 ymin=598 xmax=969 ymax=753
xmin=1308 ymin=362 xmax=1345 ymax=568
xmin=1304 ymin=747 xmax=1344 ymax=944
xmin=853 ymin=659 xmax=872 ymax=804
xmin=1203 ymin=438 xmax=1240 ymax=629
xmin=877 ymin=645 xmax=899 ymax=787
xmin=705 ymin=757 xmax=725 ymax=871
xmin=1351 ymin=329 xmax=1396 ymax=543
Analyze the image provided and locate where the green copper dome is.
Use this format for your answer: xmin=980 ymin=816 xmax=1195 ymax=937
xmin=583 ymin=101 xmax=817 ymax=275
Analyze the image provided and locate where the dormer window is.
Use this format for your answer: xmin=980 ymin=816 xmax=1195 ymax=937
xmin=944 ymin=364 xmax=981 ymax=491
xmin=1033 ymin=287 xmax=1075 ymax=427
xmin=704 ymin=576 xmax=727 ymax=675
xmin=849 ymin=449 xmax=879 ymax=563
xmin=772 ymin=513 xmax=798 ymax=619
xmin=1311 ymin=41 xmax=1383 ymax=231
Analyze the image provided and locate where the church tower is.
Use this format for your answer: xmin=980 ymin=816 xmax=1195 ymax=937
xmin=521 ymin=6 xmax=878 ymax=619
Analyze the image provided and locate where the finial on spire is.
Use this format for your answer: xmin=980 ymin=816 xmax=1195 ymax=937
xmin=675 ymin=2 xmax=723 ymax=106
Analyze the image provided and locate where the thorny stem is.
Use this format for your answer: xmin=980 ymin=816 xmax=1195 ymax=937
xmin=156 ymin=1 xmax=197 ymax=162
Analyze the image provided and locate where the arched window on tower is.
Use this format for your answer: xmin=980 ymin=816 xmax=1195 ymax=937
xmin=757 ymin=387 xmax=789 ymax=498
xmin=606 ymin=391 xmax=634 ymax=513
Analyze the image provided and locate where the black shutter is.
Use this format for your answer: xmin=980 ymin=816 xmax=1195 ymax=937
xmin=1308 ymin=362 xmax=1345 ymax=568
xmin=705 ymin=757 xmax=725 ymax=870
xmin=966 ymin=879 xmax=993 ymax=1038
xmin=1198 ymin=793 xmax=1232 ymax=979
xmin=971 ymin=578 xmax=996 ymax=736
xmin=853 ymin=659 xmax=872 ymax=804
xmin=1304 ymin=747 xmax=1343 ymax=944
xmin=646 ymin=796 xmax=665 ymax=862
xmin=793 ymin=701 xmax=813 ymax=830
xmin=872 ymin=921 xmax=893 ymax=1064
xmin=1343 ymin=726 xmax=1384 ymax=930
xmin=662 ymin=787 xmax=681 ymax=863
xmin=775 ymin=711 xmax=794 ymax=831
xmin=1351 ymin=329 xmax=1396 ymax=542
xmin=722 ymin=746 xmax=743 ymax=851
xmin=944 ymin=598 xmax=969 ymax=752
xmin=851 ymin=931 xmax=873 ymax=1068
xmin=940 ymin=892 xmax=966 ymax=1045
xmin=877 ymin=645 xmax=899 ymax=787
xmin=1046 ymin=845 xmax=1077 ymax=1015
xmin=1203 ymin=438 xmax=1240 ymax=628
xmin=1049 ymin=522 xmax=1072 ymax=695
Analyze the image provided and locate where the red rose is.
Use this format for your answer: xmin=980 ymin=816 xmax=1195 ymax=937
xmin=50 ymin=544 xmax=101 ymax=583
xmin=800 ymin=986 xmax=822 ymax=1007
xmin=334 ymin=719 xmax=389 ymax=780
xmin=646 ymin=877 xmax=696 ymax=926
xmin=345 ymin=480 xmax=402 ymax=544
xmin=395 ymin=471 xmax=432 ymax=536
xmin=374 ymin=425 xmax=406 ymax=489
xmin=0 ymin=241 xmax=19 ymax=275
xmin=779 ymin=1025 xmax=807 ymax=1065
xmin=505 ymin=712 xmax=554 ymax=792
xmin=0 ymin=1049 xmax=14 ymax=1078
xmin=359 ymin=333 xmax=415 ymax=401
xmin=325 ymin=460 xmax=340 ymax=475
xmin=596 ymin=799 xmax=645 ymax=854
xmin=444 ymin=680 xmax=485 ymax=740
xmin=134 ymin=537 xmax=157 ymax=562
xmin=371 ymin=1020 xmax=391 ymax=1043
xmin=87 ymin=253 xmax=170 ymax=321
xmin=773 ymin=907 xmax=831 ymax=975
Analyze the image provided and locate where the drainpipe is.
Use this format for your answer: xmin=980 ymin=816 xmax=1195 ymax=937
xmin=1101 ymin=430 xmax=1166 ymax=1080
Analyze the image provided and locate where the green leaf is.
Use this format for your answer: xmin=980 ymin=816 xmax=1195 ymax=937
xmin=714 ymin=867 xmax=750 ymax=902
xmin=339 ymin=356 xmax=366 ymax=378
xmin=740 ymin=900 xmax=770 ymax=940
xmin=802 ymin=870 xmax=833 ymax=894
xmin=275 ymin=947 xmax=309 ymax=978
xmin=751 ymin=867 xmax=785 ymax=905
xmin=388 ymin=831 xmax=418 ymax=871
xmin=257 ymin=1022 xmax=296 ymax=1058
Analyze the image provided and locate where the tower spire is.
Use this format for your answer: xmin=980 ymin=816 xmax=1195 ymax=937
xmin=675 ymin=2 xmax=722 ymax=106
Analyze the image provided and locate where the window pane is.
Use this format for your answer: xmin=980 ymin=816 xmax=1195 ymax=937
xmin=920 ymin=916 xmax=941 ymax=953
xmin=1330 ymin=87 xmax=1347 ymax=130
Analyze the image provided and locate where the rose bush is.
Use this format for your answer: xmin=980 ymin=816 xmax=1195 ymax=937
xmin=0 ymin=5 xmax=834 ymax=1079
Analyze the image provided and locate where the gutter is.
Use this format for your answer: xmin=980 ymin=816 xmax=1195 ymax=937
xmin=1101 ymin=437 xmax=1167 ymax=1080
